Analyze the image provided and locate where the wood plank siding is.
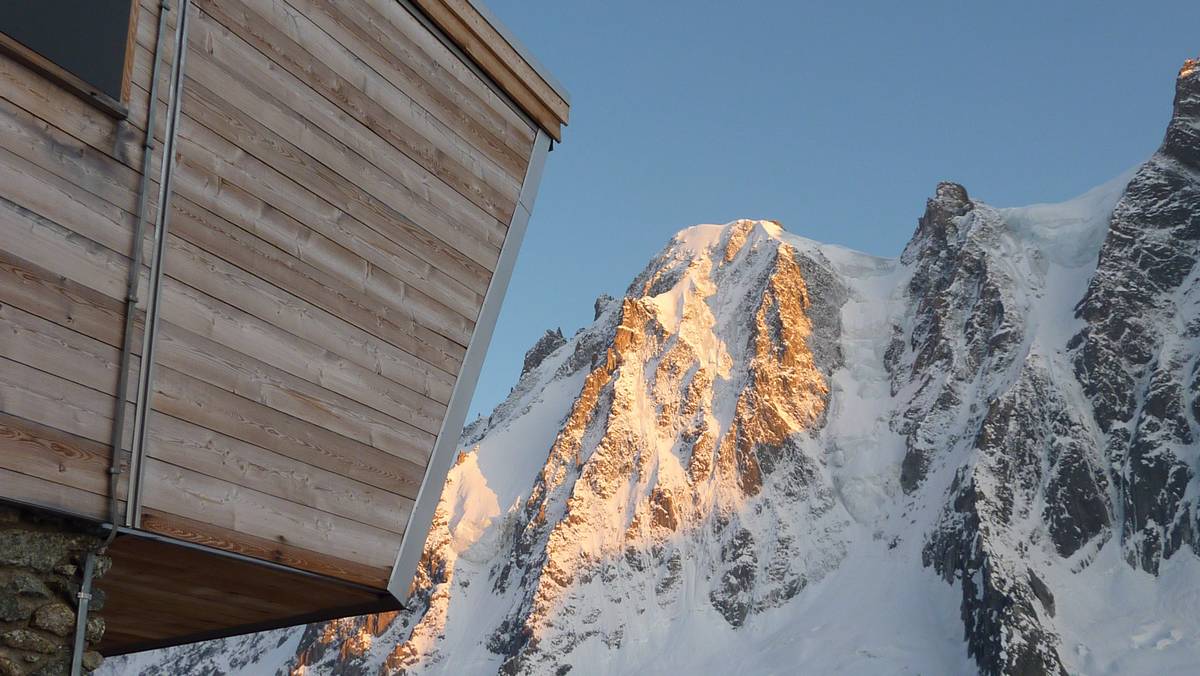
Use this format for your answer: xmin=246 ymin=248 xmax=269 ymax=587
xmin=0 ymin=0 xmax=564 ymax=653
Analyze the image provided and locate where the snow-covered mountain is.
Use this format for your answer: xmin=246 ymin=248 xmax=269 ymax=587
xmin=107 ymin=59 xmax=1200 ymax=676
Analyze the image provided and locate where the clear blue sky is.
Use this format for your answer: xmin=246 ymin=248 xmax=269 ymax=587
xmin=466 ymin=0 xmax=1199 ymax=421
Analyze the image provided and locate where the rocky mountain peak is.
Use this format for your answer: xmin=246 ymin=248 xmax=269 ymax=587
xmin=900 ymin=181 xmax=976 ymax=265
xmin=1167 ymin=55 xmax=1200 ymax=166
xmin=1068 ymin=56 xmax=1200 ymax=576
xmin=106 ymin=62 xmax=1200 ymax=676
xmin=592 ymin=293 xmax=615 ymax=320
xmin=1183 ymin=57 xmax=1199 ymax=79
xmin=520 ymin=328 xmax=566 ymax=377
xmin=929 ymin=181 xmax=972 ymax=218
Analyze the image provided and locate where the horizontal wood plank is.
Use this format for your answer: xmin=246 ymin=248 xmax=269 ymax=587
xmin=1 ymin=0 xmax=557 ymax=607
xmin=412 ymin=0 xmax=567 ymax=140
xmin=149 ymin=364 xmax=425 ymax=496
xmin=0 ymin=145 xmax=142 ymax=280
xmin=184 ymin=7 xmax=506 ymax=268
xmin=166 ymin=190 xmax=469 ymax=372
xmin=0 ymin=187 xmax=140 ymax=311
xmin=157 ymin=274 xmax=451 ymax=423
xmin=0 ymin=250 xmax=132 ymax=349
xmin=159 ymin=228 xmax=463 ymax=389
xmin=153 ymin=319 xmax=436 ymax=456
xmin=143 ymin=459 xmax=403 ymax=569
xmin=147 ymin=413 xmax=410 ymax=533
xmin=0 ymin=51 xmax=143 ymax=170
xmin=139 ymin=510 xmax=391 ymax=587
xmin=169 ymin=96 xmax=485 ymax=319
xmin=0 ymin=466 xmax=114 ymax=522
xmin=0 ymin=94 xmax=141 ymax=215
xmin=197 ymin=0 xmax=520 ymax=221
xmin=291 ymin=0 xmax=532 ymax=174
xmin=0 ymin=411 xmax=127 ymax=518
xmin=0 ymin=356 xmax=133 ymax=448
xmin=140 ymin=462 xmax=402 ymax=571
xmin=0 ymin=302 xmax=137 ymax=400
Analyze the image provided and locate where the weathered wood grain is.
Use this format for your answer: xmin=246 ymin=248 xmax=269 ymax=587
xmin=0 ymin=356 xmax=117 ymax=445
xmin=0 ymin=466 xmax=114 ymax=522
xmin=0 ymin=303 xmax=137 ymax=399
xmin=0 ymin=0 xmax=558 ymax=613
xmin=156 ymin=273 xmax=451 ymax=420
xmin=149 ymin=364 xmax=425 ymax=496
xmin=166 ymin=189 xmax=469 ymax=371
xmin=0 ymin=412 xmax=127 ymax=514
xmin=412 ymin=0 xmax=567 ymax=140
xmin=0 ymin=250 xmax=132 ymax=349
xmin=139 ymin=510 xmax=391 ymax=587
xmin=293 ymin=0 xmax=532 ymax=172
xmin=0 ymin=52 xmax=143 ymax=169
xmin=200 ymin=0 xmax=519 ymax=219
xmin=152 ymin=319 xmax=436 ymax=456
xmin=0 ymin=194 xmax=134 ymax=306
xmin=0 ymin=95 xmax=141 ymax=214
xmin=140 ymin=460 xmax=401 ymax=570
xmin=186 ymin=8 xmax=506 ymax=266
xmin=147 ymin=413 xmax=409 ymax=533
xmin=169 ymin=101 xmax=485 ymax=318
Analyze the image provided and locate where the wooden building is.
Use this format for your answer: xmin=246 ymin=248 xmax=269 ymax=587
xmin=0 ymin=0 xmax=567 ymax=656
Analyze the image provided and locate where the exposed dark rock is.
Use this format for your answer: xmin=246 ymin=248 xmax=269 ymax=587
xmin=1027 ymin=570 xmax=1055 ymax=618
xmin=1044 ymin=442 xmax=1111 ymax=558
xmin=925 ymin=473 xmax=1068 ymax=676
xmin=521 ymin=328 xmax=567 ymax=377
xmin=709 ymin=528 xmax=758 ymax=627
xmin=892 ymin=181 xmax=1021 ymax=495
xmin=1070 ymin=60 xmax=1200 ymax=572
xmin=30 ymin=605 xmax=73 ymax=639
xmin=593 ymin=293 xmax=615 ymax=320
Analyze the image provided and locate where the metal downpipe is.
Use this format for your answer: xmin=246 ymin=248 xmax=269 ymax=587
xmin=68 ymin=552 xmax=98 ymax=676
xmin=73 ymin=1 xmax=189 ymax=672
xmin=98 ymin=0 xmax=174 ymax=552
xmin=126 ymin=0 xmax=193 ymax=528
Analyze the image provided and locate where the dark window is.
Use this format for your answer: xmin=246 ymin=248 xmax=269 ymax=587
xmin=0 ymin=0 xmax=138 ymax=115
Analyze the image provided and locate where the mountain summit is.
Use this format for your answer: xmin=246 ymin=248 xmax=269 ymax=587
xmin=110 ymin=59 xmax=1200 ymax=676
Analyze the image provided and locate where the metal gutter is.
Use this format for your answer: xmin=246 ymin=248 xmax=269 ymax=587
xmin=125 ymin=0 xmax=193 ymax=527
xmin=388 ymin=127 xmax=552 ymax=599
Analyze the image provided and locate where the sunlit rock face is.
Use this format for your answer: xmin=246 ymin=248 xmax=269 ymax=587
xmin=107 ymin=59 xmax=1200 ymax=676
xmin=474 ymin=221 xmax=850 ymax=673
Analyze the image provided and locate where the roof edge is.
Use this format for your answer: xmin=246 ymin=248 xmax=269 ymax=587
xmin=408 ymin=0 xmax=569 ymax=140
xmin=461 ymin=0 xmax=570 ymax=105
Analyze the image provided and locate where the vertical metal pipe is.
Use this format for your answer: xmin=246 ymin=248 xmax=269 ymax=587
xmin=75 ymin=3 xmax=176 ymax=671
xmin=100 ymin=0 xmax=173 ymax=550
xmin=69 ymin=552 xmax=98 ymax=676
xmin=126 ymin=0 xmax=193 ymax=527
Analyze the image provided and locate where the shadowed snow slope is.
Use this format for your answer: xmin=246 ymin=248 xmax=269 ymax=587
xmin=106 ymin=60 xmax=1200 ymax=676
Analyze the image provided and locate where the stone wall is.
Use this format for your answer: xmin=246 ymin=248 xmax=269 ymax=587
xmin=0 ymin=505 xmax=108 ymax=675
